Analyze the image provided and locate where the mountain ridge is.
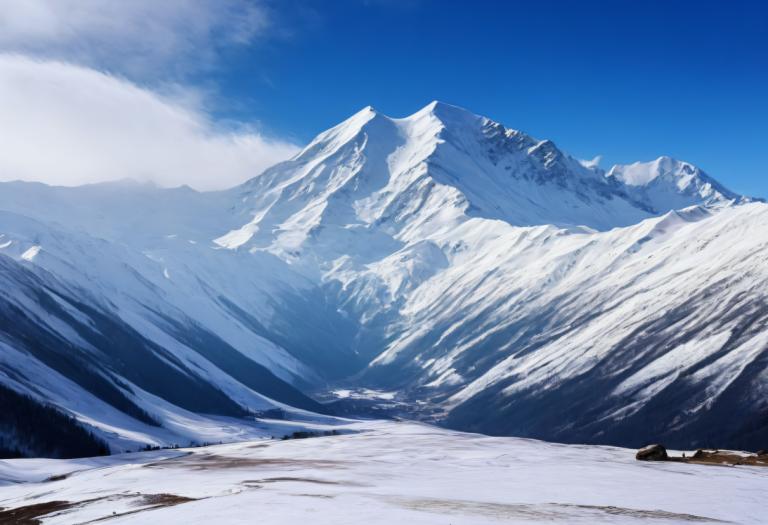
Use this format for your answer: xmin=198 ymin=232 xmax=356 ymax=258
xmin=0 ymin=101 xmax=765 ymax=456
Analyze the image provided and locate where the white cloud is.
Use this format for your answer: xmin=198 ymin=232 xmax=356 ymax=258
xmin=0 ymin=0 xmax=269 ymax=78
xmin=0 ymin=55 xmax=298 ymax=190
xmin=579 ymin=155 xmax=603 ymax=170
xmin=0 ymin=2 xmax=298 ymax=189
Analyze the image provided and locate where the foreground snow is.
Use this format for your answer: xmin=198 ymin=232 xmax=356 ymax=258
xmin=1 ymin=421 xmax=766 ymax=524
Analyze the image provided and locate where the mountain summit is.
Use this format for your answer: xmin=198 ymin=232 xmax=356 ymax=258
xmin=219 ymin=102 xmax=744 ymax=262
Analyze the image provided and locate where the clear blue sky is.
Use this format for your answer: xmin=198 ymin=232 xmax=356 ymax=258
xmin=207 ymin=0 xmax=767 ymax=197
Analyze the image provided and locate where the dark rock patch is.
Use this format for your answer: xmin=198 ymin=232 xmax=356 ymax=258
xmin=636 ymin=444 xmax=668 ymax=461
xmin=636 ymin=446 xmax=768 ymax=467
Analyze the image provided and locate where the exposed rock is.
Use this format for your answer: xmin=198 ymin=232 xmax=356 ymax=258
xmin=643 ymin=447 xmax=768 ymax=467
xmin=636 ymin=444 xmax=668 ymax=461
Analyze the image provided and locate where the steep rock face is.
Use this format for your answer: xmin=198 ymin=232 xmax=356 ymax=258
xmin=0 ymin=101 xmax=764 ymax=453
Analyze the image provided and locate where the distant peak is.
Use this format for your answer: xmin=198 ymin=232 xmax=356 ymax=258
xmin=84 ymin=178 xmax=159 ymax=189
xmin=607 ymin=156 xmax=741 ymax=203
xmin=653 ymin=155 xmax=692 ymax=170
xmin=609 ymin=156 xmax=698 ymax=186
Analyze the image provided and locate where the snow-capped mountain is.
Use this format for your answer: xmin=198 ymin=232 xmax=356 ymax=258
xmin=608 ymin=155 xmax=744 ymax=213
xmin=1 ymin=101 xmax=765 ymax=456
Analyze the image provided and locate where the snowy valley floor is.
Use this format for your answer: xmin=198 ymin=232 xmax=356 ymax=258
xmin=1 ymin=421 xmax=766 ymax=525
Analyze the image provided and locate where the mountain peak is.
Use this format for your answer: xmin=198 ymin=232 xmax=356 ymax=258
xmin=340 ymin=104 xmax=381 ymax=128
xmin=607 ymin=156 xmax=741 ymax=210
xmin=237 ymin=103 xmax=747 ymax=245
xmin=294 ymin=104 xmax=389 ymax=160
xmin=408 ymin=100 xmax=482 ymax=125
xmin=355 ymin=104 xmax=377 ymax=117
xmin=609 ymin=156 xmax=695 ymax=187
xmin=422 ymin=100 xmax=471 ymax=113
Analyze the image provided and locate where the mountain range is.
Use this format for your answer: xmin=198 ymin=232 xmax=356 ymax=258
xmin=1 ymin=101 xmax=765 ymax=457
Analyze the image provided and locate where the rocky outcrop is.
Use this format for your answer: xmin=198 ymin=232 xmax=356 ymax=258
xmin=636 ymin=446 xmax=768 ymax=467
xmin=635 ymin=444 xmax=668 ymax=461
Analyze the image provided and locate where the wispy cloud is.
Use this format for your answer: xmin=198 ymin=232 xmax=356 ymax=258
xmin=0 ymin=0 xmax=270 ymax=79
xmin=0 ymin=55 xmax=298 ymax=190
xmin=0 ymin=1 xmax=299 ymax=189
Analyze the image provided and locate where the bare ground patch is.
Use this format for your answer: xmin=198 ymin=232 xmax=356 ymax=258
xmin=144 ymin=453 xmax=345 ymax=471
xmin=391 ymin=497 xmax=728 ymax=523
xmin=638 ymin=446 xmax=768 ymax=468
xmin=0 ymin=493 xmax=198 ymax=525
xmin=78 ymin=493 xmax=198 ymax=524
xmin=0 ymin=500 xmax=72 ymax=525
xmin=131 ymin=493 xmax=196 ymax=507
xmin=247 ymin=476 xmax=342 ymax=485
xmin=562 ymin=503 xmax=729 ymax=522
xmin=682 ymin=451 xmax=768 ymax=468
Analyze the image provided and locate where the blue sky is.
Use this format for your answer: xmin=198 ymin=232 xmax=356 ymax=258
xmin=0 ymin=0 xmax=765 ymax=194
xmin=214 ymin=0 xmax=768 ymax=196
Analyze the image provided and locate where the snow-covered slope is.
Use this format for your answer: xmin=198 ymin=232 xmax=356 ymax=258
xmin=1 ymin=421 xmax=766 ymax=524
xmin=608 ymin=156 xmax=745 ymax=213
xmin=0 ymin=101 xmax=765 ymax=455
xmin=0 ymin=193 xmax=340 ymax=456
xmin=368 ymin=203 xmax=768 ymax=448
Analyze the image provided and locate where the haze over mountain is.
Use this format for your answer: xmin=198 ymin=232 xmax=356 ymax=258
xmin=1 ymin=102 xmax=766 ymax=457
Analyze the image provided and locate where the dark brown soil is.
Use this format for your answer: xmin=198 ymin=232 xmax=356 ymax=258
xmin=682 ymin=450 xmax=768 ymax=467
xmin=0 ymin=493 xmax=197 ymax=525
xmin=0 ymin=500 xmax=73 ymax=525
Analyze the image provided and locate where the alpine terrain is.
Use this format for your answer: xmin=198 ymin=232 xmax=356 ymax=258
xmin=1 ymin=102 xmax=766 ymax=457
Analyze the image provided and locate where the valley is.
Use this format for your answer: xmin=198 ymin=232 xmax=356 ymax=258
xmin=0 ymin=102 xmax=766 ymax=456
